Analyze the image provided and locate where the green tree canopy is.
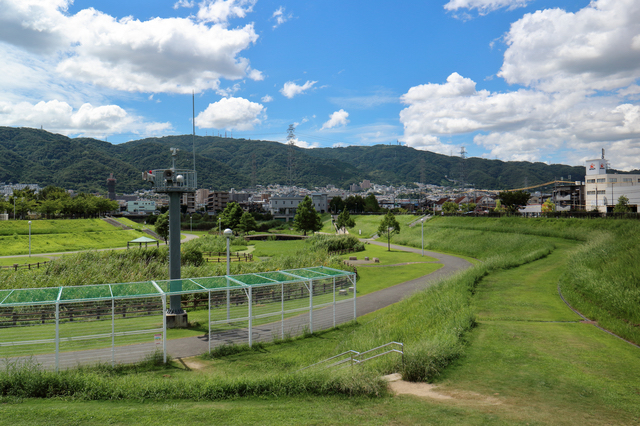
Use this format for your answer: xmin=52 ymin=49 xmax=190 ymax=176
xmin=329 ymin=196 xmax=345 ymax=214
xmin=336 ymin=209 xmax=355 ymax=233
xmin=238 ymin=211 xmax=258 ymax=233
xmin=155 ymin=212 xmax=169 ymax=242
xmin=613 ymin=195 xmax=631 ymax=213
xmin=364 ymin=193 xmax=380 ymax=212
xmin=293 ymin=196 xmax=323 ymax=236
xmin=542 ymin=199 xmax=556 ymax=212
xmin=219 ymin=202 xmax=244 ymax=230
xmin=498 ymin=191 xmax=531 ymax=213
xmin=442 ymin=201 xmax=459 ymax=213
xmin=377 ymin=211 xmax=401 ymax=251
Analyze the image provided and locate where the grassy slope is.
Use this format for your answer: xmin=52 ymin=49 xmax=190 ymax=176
xmin=3 ymin=218 xmax=640 ymax=424
xmin=0 ymin=219 xmax=150 ymax=256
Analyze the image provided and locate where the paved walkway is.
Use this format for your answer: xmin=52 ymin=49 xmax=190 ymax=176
xmin=5 ymin=240 xmax=473 ymax=367
xmin=166 ymin=240 xmax=472 ymax=359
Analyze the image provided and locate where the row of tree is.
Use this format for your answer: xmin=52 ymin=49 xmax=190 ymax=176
xmin=329 ymin=194 xmax=380 ymax=213
xmin=0 ymin=186 xmax=119 ymax=219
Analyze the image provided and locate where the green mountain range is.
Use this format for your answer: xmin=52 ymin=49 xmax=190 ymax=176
xmin=0 ymin=126 xmax=588 ymax=193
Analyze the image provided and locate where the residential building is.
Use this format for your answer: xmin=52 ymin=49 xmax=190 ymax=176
xmin=270 ymin=193 xmax=328 ymax=221
xmin=127 ymin=200 xmax=156 ymax=213
xmin=207 ymin=191 xmax=229 ymax=212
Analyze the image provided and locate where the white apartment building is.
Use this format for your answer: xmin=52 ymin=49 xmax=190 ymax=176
xmin=584 ymin=157 xmax=640 ymax=212
xmin=270 ymin=193 xmax=328 ymax=221
xmin=127 ymin=200 xmax=156 ymax=213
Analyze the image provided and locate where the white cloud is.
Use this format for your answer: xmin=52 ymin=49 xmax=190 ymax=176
xmin=261 ymin=95 xmax=273 ymax=103
xmin=444 ymin=0 xmax=528 ymax=14
xmin=321 ymin=109 xmax=350 ymax=130
xmin=195 ymin=97 xmax=265 ymax=130
xmin=0 ymin=99 xmax=171 ymax=138
xmin=272 ymin=6 xmax=292 ymax=29
xmin=401 ymin=0 xmax=640 ymax=169
xmin=173 ymin=0 xmax=195 ymax=9
xmin=399 ymin=73 xmax=640 ymax=166
xmin=216 ymin=83 xmax=242 ymax=97
xmin=280 ymin=80 xmax=317 ymax=98
xmin=0 ymin=0 xmax=261 ymax=95
xmin=196 ymin=0 xmax=256 ymax=24
xmin=499 ymin=0 xmax=640 ymax=93
xmin=290 ymin=138 xmax=319 ymax=149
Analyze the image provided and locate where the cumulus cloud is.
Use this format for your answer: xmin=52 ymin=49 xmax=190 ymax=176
xmin=0 ymin=99 xmax=171 ymax=138
xmin=0 ymin=0 xmax=261 ymax=94
xmin=272 ymin=6 xmax=292 ymax=29
xmin=401 ymin=0 xmax=640 ymax=169
xmin=196 ymin=0 xmax=256 ymax=24
xmin=195 ymin=97 xmax=265 ymax=130
xmin=173 ymin=0 xmax=195 ymax=9
xmin=280 ymin=80 xmax=317 ymax=98
xmin=499 ymin=0 xmax=640 ymax=92
xmin=444 ymin=0 xmax=528 ymax=14
xmin=261 ymin=95 xmax=273 ymax=103
xmin=289 ymin=138 xmax=319 ymax=149
xmin=321 ymin=109 xmax=350 ymax=130
xmin=399 ymin=72 xmax=640 ymax=167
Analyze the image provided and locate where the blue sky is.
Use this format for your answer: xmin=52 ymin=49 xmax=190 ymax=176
xmin=1 ymin=0 xmax=639 ymax=169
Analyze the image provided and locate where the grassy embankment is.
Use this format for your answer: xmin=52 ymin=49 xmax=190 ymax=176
xmin=320 ymin=214 xmax=418 ymax=237
xmin=0 ymin=219 xmax=152 ymax=256
xmin=2 ymin=217 xmax=640 ymax=424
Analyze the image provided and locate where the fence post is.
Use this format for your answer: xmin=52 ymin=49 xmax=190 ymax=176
xmin=55 ymin=301 xmax=60 ymax=373
xmin=333 ymin=277 xmax=336 ymax=329
xmin=111 ymin=298 xmax=115 ymax=367
xmin=281 ymin=282 xmax=284 ymax=340
xmin=309 ymin=280 xmax=313 ymax=334
xmin=208 ymin=291 xmax=211 ymax=353
xmin=248 ymin=287 xmax=253 ymax=347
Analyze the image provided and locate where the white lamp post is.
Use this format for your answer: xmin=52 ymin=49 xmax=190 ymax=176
xmin=421 ymin=217 xmax=424 ymax=256
xmin=190 ymin=215 xmax=192 ymax=232
xmin=218 ymin=217 xmax=222 ymax=235
xmin=28 ymin=220 xmax=32 ymax=257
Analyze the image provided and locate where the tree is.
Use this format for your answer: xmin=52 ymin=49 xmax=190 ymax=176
xmin=364 ymin=193 xmax=380 ymax=212
xmin=329 ymin=196 xmax=345 ymax=214
xmin=442 ymin=201 xmax=459 ymax=213
xmin=460 ymin=203 xmax=476 ymax=213
xmin=377 ymin=211 xmax=401 ymax=251
xmin=498 ymin=191 xmax=531 ymax=213
xmin=155 ymin=212 xmax=169 ymax=242
xmin=219 ymin=202 xmax=244 ymax=230
xmin=293 ymin=196 xmax=323 ymax=236
xmin=613 ymin=195 xmax=631 ymax=213
xmin=238 ymin=211 xmax=258 ymax=233
xmin=336 ymin=209 xmax=355 ymax=234
xmin=345 ymin=195 xmax=365 ymax=213
xmin=542 ymin=199 xmax=556 ymax=212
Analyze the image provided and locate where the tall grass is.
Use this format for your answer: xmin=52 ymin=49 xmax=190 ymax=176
xmin=0 ymin=355 xmax=387 ymax=400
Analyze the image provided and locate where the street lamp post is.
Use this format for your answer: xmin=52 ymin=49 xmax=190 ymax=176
xmin=190 ymin=215 xmax=192 ymax=232
xmin=421 ymin=217 xmax=424 ymax=256
xmin=218 ymin=218 xmax=222 ymax=235
xmin=28 ymin=220 xmax=32 ymax=257
xmin=223 ymin=228 xmax=233 ymax=322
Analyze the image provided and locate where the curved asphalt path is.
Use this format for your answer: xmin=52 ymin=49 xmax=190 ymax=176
xmin=165 ymin=240 xmax=473 ymax=359
xmin=5 ymin=238 xmax=473 ymax=367
xmin=353 ymin=239 xmax=473 ymax=316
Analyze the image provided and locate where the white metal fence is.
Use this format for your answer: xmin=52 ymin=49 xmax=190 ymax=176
xmin=0 ymin=267 xmax=356 ymax=371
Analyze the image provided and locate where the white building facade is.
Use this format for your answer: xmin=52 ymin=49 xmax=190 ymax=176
xmin=584 ymin=158 xmax=640 ymax=212
xmin=270 ymin=193 xmax=327 ymax=221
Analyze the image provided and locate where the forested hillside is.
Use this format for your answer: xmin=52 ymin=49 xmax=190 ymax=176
xmin=0 ymin=127 xmax=587 ymax=193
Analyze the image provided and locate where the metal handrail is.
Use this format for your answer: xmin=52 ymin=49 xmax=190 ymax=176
xmin=299 ymin=342 xmax=404 ymax=371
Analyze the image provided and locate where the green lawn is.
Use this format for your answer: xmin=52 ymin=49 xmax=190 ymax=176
xmin=319 ymin=214 xmax=418 ymax=238
xmin=0 ymin=219 xmax=152 ymax=256
xmin=0 ymin=256 xmax=50 ymax=266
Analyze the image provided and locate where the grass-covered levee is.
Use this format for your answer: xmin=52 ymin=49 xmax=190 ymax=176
xmin=2 ymin=218 xmax=640 ymax=407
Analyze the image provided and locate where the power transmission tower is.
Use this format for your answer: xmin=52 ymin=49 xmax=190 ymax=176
xmin=287 ymin=124 xmax=296 ymax=187
xmin=251 ymin=152 xmax=257 ymax=189
xmin=459 ymin=146 xmax=467 ymax=189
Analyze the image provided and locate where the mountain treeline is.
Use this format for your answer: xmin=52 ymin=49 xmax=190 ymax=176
xmin=0 ymin=127 xmax=588 ymax=193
